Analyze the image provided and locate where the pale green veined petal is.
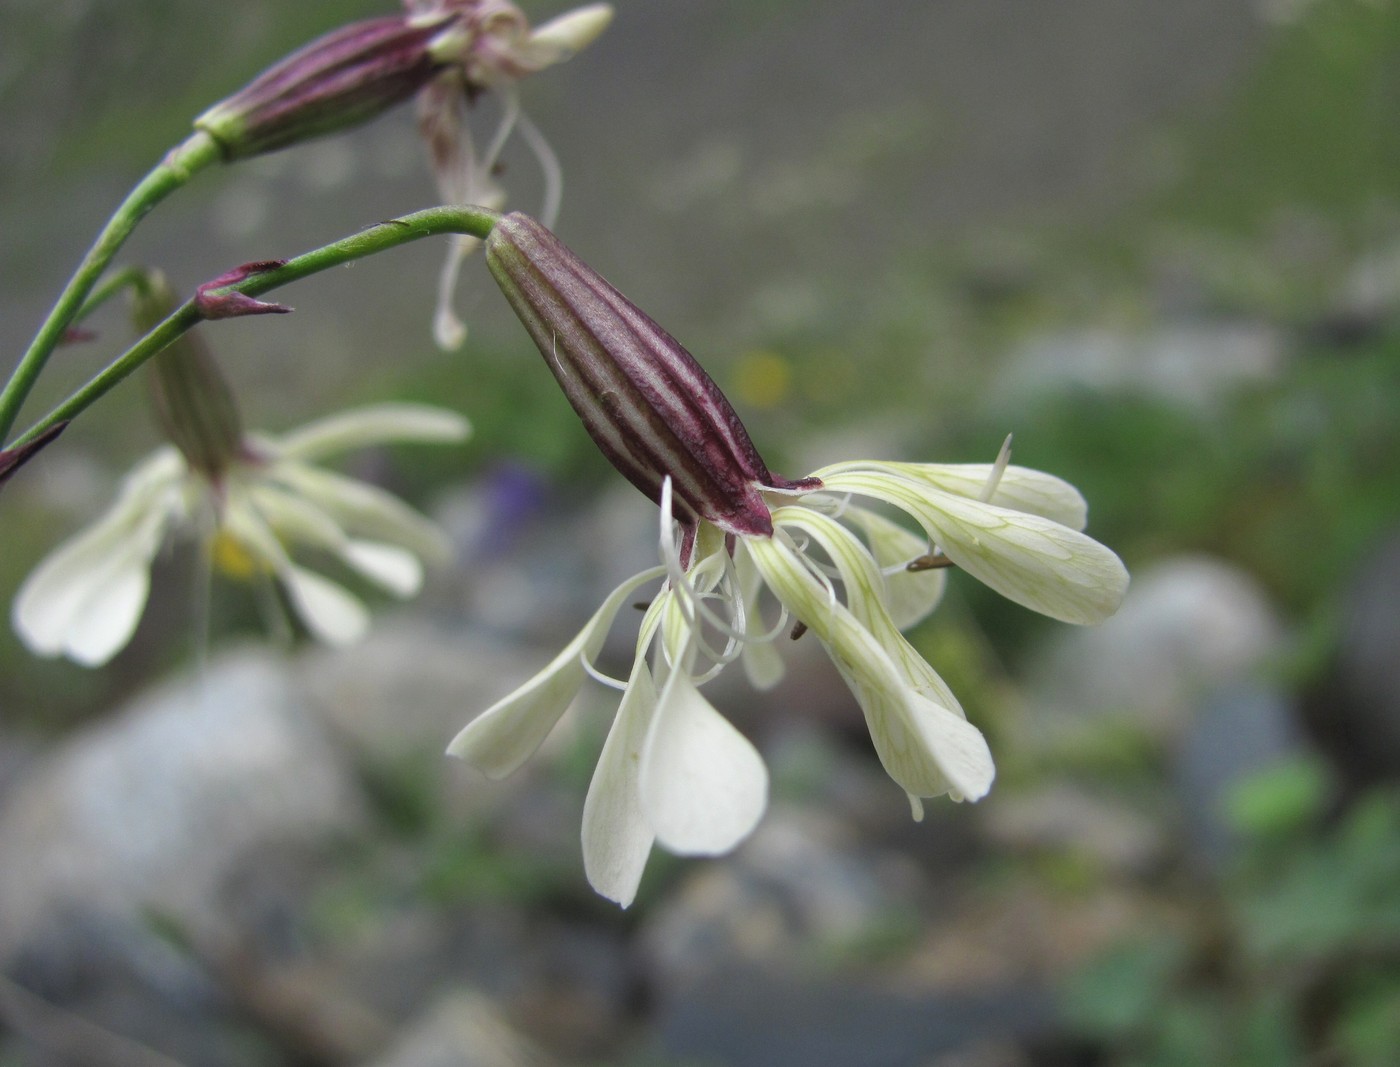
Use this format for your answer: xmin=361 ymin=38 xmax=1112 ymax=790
xmin=281 ymin=565 xmax=370 ymax=645
xmin=581 ymin=656 xmax=657 ymax=908
xmin=241 ymin=481 xmax=348 ymax=556
xmin=271 ymin=404 xmax=470 ymax=462
xmin=267 ymin=461 xmax=453 ymax=563
xmin=821 ymin=470 xmax=1128 ymax=625
xmin=12 ymin=458 xmax=183 ymax=665
xmin=777 ymin=509 xmax=965 ymax=717
xmin=746 ymin=529 xmax=994 ymax=804
xmin=639 ymin=662 xmax=769 ymax=856
xmin=842 ymin=505 xmax=947 ymax=630
xmin=813 ymin=460 xmax=1089 ymax=530
xmin=220 ymin=492 xmax=370 ymax=646
xmin=733 ymin=546 xmax=786 ymax=690
xmin=446 ymin=565 xmax=667 ymax=778
xmin=342 ymin=540 xmax=423 ymax=598
xmin=523 ymin=4 xmax=614 ymax=68
xmin=244 ymin=480 xmax=432 ymax=596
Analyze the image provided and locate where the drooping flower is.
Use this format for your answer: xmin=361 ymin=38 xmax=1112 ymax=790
xmin=194 ymin=2 xmax=612 ymax=350
xmin=13 ymin=274 xmax=466 ymax=666
xmin=408 ymin=0 xmax=614 ymax=349
xmin=447 ymin=214 xmax=1130 ymax=906
xmin=12 ymin=401 xmax=468 ymax=667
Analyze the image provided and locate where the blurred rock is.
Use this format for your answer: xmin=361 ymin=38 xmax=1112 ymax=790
xmin=1311 ymin=528 xmax=1400 ymax=785
xmin=654 ymin=966 xmax=1052 ymax=1067
xmin=995 ymin=322 xmax=1284 ymax=412
xmin=365 ymin=990 xmax=556 ymax=1067
xmin=984 ymin=784 xmax=1166 ymax=875
xmin=1020 ymin=555 xmax=1284 ymax=745
xmin=639 ymin=806 xmax=924 ymax=989
xmin=1175 ymin=682 xmax=1303 ymax=867
xmin=299 ymin=620 xmax=542 ymax=763
xmin=0 ymin=650 xmax=365 ymax=975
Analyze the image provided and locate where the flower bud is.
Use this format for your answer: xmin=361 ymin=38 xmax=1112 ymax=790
xmin=195 ymin=14 xmax=457 ymax=160
xmin=133 ymin=274 xmax=244 ymax=478
xmin=486 ymin=213 xmax=813 ymax=543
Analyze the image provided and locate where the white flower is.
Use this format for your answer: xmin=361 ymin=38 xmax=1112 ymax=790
xmin=410 ymin=0 xmax=614 ymax=349
xmin=12 ymin=403 xmax=469 ymax=666
xmin=449 ymin=444 xmax=1129 ymax=906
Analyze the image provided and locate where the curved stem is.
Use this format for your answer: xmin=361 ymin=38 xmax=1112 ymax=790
xmin=0 ymin=132 xmax=223 ymax=441
xmin=5 ymin=204 xmax=502 ymax=450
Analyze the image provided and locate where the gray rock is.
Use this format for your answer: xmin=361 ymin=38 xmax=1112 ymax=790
xmin=1020 ymin=555 xmax=1284 ymax=745
xmin=640 ymin=806 xmax=924 ymax=988
xmin=1322 ymin=529 xmax=1400 ymax=783
xmin=0 ymin=650 xmax=365 ymax=970
xmin=364 ymin=990 xmax=555 ymax=1067
xmin=995 ymin=322 xmax=1284 ymax=412
xmin=984 ymin=784 xmax=1166 ymax=875
xmin=298 ymin=620 xmax=544 ymax=763
xmin=1175 ymin=682 xmax=1303 ymax=867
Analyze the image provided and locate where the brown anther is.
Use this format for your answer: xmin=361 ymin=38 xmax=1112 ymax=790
xmin=790 ymin=620 xmax=808 ymax=641
xmin=907 ymin=553 xmax=954 ymax=572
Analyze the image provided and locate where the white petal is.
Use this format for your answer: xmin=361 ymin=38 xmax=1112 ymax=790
xmin=341 ymin=540 xmax=423 ymax=597
xmin=282 ymin=566 xmax=370 ymax=645
xmin=269 ymin=462 xmax=453 ymax=564
xmin=843 ymin=505 xmax=947 ymax=630
xmin=446 ymin=565 xmax=666 ymax=778
xmin=746 ymin=529 xmax=994 ymax=804
xmin=821 ymin=469 xmax=1128 ymax=625
xmin=814 ymin=460 xmax=1089 ymax=530
xmin=915 ymin=463 xmax=1089 ymax=530
xmin=581 ymin=657 xmax=657 ymax=908
xmin=59 ymin=563 xmax=153 ymax=667
xmin=639 ymin=667 xmax=768 ymax=856
xmin=12 ymin=475 xmax=177 ymax=665
xmin=524 ymin=4 xmax=614 ymax=66
xmin=273 ymin=404 xmax=470 ymax=462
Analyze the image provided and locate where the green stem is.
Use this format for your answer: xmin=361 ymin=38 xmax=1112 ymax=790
xmin=0 ymin=132 xmax=222 ymax=442
xmin=5 ymin=204 xmax=502 ymax=450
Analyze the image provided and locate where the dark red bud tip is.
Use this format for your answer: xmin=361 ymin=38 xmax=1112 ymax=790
xmin=0 ymin=422 xmax=68 ymax=493
xmin=59 ymin=326 xmax=98 ymax=346
xmin=196 ymin=261 xmax=293 ymax=319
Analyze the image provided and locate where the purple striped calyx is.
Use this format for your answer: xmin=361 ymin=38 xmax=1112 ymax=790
xmin=485 ymin=213 xmax=818 ymax=551
xmin=195 ymin=14 xmax=457 ymax=160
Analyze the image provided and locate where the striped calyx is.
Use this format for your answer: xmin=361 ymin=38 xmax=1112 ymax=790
xmin=195 ymin=14 xmax=456 ymax=160
xmin=485 ymin=213 xmax=816 ymax=550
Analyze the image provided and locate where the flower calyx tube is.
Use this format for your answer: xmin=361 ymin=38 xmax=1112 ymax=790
xmin=485 ymin=212 xmax=817 ymax=561
xmin=195 ymin=13 xmax=460 ymax=160
xmin=132 ymin=272 xmax=245 ymax=481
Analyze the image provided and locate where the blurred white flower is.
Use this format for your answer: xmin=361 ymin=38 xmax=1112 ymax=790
xmin=12 ymin=403 xmax=469 ymax=666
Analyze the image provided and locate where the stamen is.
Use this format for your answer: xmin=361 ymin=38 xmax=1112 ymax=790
xmin=580 ymin=651 xmax=629 ymax=692
xmin=981 ymin=433 xmax=1013 ymax=502
xmin=480 ymin=89 xmax=522 ymax=174
xmin=517 ymin=108 xmax=563 ymax=228
xmin=790 ymin=620 xmax=808 ymax=641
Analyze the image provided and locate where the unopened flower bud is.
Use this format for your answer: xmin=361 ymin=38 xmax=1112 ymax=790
xmin=195 ymin=14 xmax=457 ymax=160
xmin=485 ymin=213 xmax=815 ymax=546
xmin=133 ymin=274 xmax=243 ymax=478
